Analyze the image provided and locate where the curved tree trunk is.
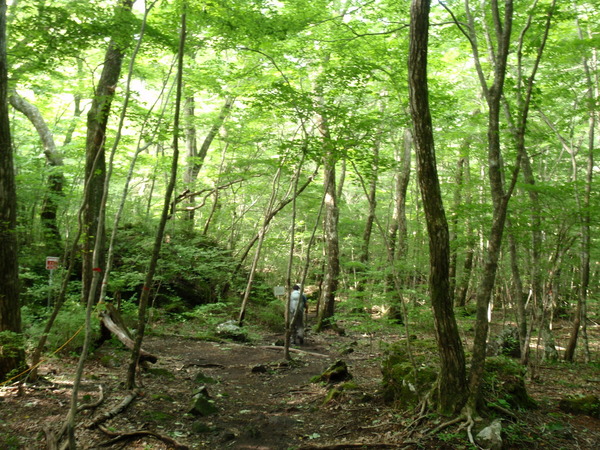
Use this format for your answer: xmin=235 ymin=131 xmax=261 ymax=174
xmin=409 ymin=0 xmax=467 ymax=415
xmin=9 ymin=91 xmax=64 ymax=255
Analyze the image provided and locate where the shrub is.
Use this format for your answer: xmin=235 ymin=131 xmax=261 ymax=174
xmin=25 ymin=301 xmax=100 ymax=354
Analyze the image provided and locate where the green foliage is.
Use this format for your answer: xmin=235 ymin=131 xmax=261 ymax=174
xmin=24 ymin=301 xmax=100 ymax=354
xmin=558 ymin=394 xmax=600 ymax=418
xmin=0 ymin=331 xmax=24 ymax=359
xmin=0 ymin=429 xmax=21 ymax=450
xmin=380 ymin=342 xmax=438 ymax=409
xmin=248 ymin=299 xmax=286 ymax=333
xmin=483 ymin=356 xmax=537 ymax=411
xmin=109 ymin=225 xmax=245 ymax=310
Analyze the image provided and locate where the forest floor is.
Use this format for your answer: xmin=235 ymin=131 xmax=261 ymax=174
xmin=1 ymin=313 xmax=600 ymax=449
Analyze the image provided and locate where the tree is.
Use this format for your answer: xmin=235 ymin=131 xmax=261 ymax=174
xmin=0 ymin=0 xmax=26 ymax=382
xmin=82 ymin=0 xmax=134 ymax=304
xmin=408 ymin=0 xmax=467 ymax=414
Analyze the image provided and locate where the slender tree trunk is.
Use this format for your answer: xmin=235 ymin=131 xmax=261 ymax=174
xmin=448 ymin=156 xmax=465 ymax=300
xmin=459 ymin=0 xmax=518 ymax=413
xmin=386 ymin=129 xmax=411 ymax=322
xmin=409 ymin=0 xmax=467 ymax=414
xmin=238 ymin=167 xmax=283 ymax=326
xmin=0 ymin=0 xmax=25 ymax=381
xmin=127 ymin=5 xmax=186 ymax=390
xmin=356 ymin=126 xmax=381 ymax=293
xmin=82 ymin=0 xmax=134 ymax=306
xmin=500 ymin=0 xmax=556 ymax=365
xmin=184 ymin=96 xmax=234 ymax=222
xmin=284 ymin=154 xmax=306 ymax=359
xmin=99 ymin=1 xmax=154 ymax=307
xmin=454 ymin=153 xmax=474 ymax=308
xmin=564 ymin=13 xmax=595 ymax=362
xmin=316 ymin=128 xmax=339 ymax=330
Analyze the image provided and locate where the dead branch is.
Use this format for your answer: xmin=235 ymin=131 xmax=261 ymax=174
xmin=85 ymin=389 xmax=140 ymax=429
xmin=97 ymin=425 xmax=190 ymax=449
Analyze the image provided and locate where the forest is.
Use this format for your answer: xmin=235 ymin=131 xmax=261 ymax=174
xmin=0 ymin=0 xmax=599 ymax=449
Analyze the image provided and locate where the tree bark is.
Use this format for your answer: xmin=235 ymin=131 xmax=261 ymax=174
xmin=82 ymin=0 xmax=134 ymax=305
xmin=409 ymin=0 xmax=467 ymax=415
xmin=458 ymin=0 xmax=517 ymax=413
xmin=183 ymin=96 xmax=234 ymax=221
xmin=9 ymin=91 xmax=64 ymax=255
xmin=0 ymin=0 xmax=25 ymax=381
xmin=564 ymin=11 xmax=595 ymax=362
xmin=454 ymin=153 xmax=474 ymax=308
xmin=127 ymin=6 xmax=186 ymax=390
xmin=316 ymin=123 xmax=339 ymax=330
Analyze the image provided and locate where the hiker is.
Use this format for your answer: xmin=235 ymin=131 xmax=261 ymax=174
xmin=289 ymin=284 xmax=307 ymax=345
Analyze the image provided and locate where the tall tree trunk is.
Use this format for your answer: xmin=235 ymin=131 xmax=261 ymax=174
xmin=356 ymin=124 xmax=381 ymax=293
xmin=459 ymin=0 xmax=517 ymax=413
xmin=454 ymin=153 xmax=474 ymax=308
xmin=315 ymin=119 xmax=339 ymax=330
xmin=127 ymin=5 xmax=186 ymax=390
xmin=501 ymin=0 xmax=556 ymax=364
xmin=448 ymin=156 xmax=465 ymax=300
xmin=564 ymin=12 xmax=595 ymax=362
xmin=0 ymin=0 xmax=25 ymax=382
xmin=506 ymin=223 xmax=528 ymax=361
xmin=82 ymin=0 xmax=134 ymax=305
xmin=386 ymin=129 xmax=411 ymax=322
xmin=409 ymin=0 xmax=467 ymax=415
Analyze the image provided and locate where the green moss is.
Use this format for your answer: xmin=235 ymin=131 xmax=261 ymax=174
xmin=146 ymin=367 xmax=175 ymax=378
xmin=380 ymin=341 xmax=439 ymax=409
xmin=142 ymin=410 xmax=174 ymax=422
xmin=150 ymin=393 xmax=174 ymax=402
xmin=312 ymin=360 xmax=352 ymax=385
xmin=195 ymin=371 xmax=218 ymax=384
xmin=323 ymin=387 xmax=342 ymax=405
xmin=484 ymin=356 xmax=536 ymax=411
xmin=559 ymin=395 xmax=600 ymax=418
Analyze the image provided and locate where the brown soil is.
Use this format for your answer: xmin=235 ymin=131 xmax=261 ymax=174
xmin=1 ymin=320 xmax=600 ymax=449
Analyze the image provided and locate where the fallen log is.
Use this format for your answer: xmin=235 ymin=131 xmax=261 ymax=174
xmin=99 ymin=305 xmax=157 ymax=364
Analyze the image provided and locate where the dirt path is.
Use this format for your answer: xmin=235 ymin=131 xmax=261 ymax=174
xmin=1 ymin=325 xmax=599 ymax=449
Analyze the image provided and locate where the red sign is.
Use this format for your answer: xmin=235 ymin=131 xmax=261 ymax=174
xmin=46 ymin=257 xmax=60 ymax=270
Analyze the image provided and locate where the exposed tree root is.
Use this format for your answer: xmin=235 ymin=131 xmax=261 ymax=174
xmin=78 ymin=384 xmax=105 ymax=412
xmin=97 ymin=425 xmax=190 ymax=449
xmin=422 ymin=404 xmax=481 ymax=449
xmin=85 ymin=388 xmax=140 ymax=429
